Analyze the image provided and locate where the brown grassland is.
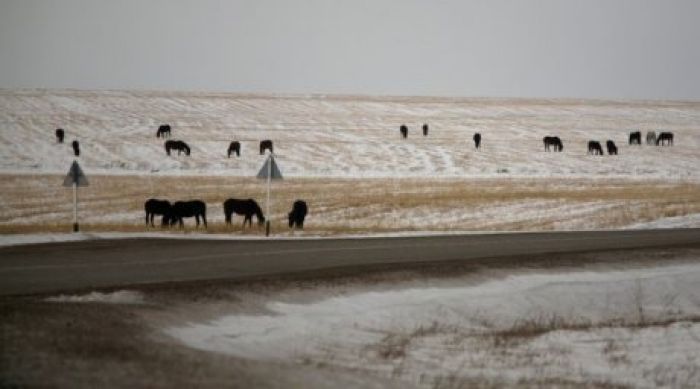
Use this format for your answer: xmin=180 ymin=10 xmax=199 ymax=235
xmin=1 ymin=174 xmax=699 ymax=235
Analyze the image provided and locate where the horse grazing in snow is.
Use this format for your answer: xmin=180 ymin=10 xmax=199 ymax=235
xmin=588 ymin=141 xmax=604 ymax=155
xmin=656 ymin=132 xmax=674 ymax=146
xmin=259 ymin=140 xmax=273 ymax=155
xmin=165 ymin=140 xmax=190 ymax=156
xmin=543 ymin=136 xmax=563 ymax=152
xmin=629 ymin=131 xmax=641 ymax=145
xmin=422 ymin=124 xmax=429 ymax=136
xmin=156 ymin=124 xmax=171 ymax=138
xmin=223 ymin=198 xmax=265 ymax=228
xmin=72 ymin=140 xmax=80 ymax=156
xmin=400 ymin=125 xmax=408 ymax=139
xmin=606 ymin=140 xmax=618 ymax=155
xmin=473 ymin=133 xmax=482 ymax=149
xmin=55 ymin=128 xmax=65 ymax=143
xmin=228 ymin=141 xmax=241 ymax=157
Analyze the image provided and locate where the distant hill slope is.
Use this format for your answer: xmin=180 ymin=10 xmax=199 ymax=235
xmin=1 ymin=89 xmax=698 ymax=179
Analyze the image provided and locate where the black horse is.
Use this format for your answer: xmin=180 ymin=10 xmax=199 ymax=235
xmin=588 ymin=141 xmax=604 ymax=155
xmin=400 ymin=125 xmax=408 ymax=139
xmin=656 ymin=132 xmax=674 ymax=146
xmin=422 ymin=124 xmax=429 ymax=136
xmin=473 ymin=133 xmax=482 ymax=149
xmin=223 ymin=198 xmax=265 ymax=227
xmin=629 ymin=131 xmax=641 ymax=145
xmin=606 ymin=140 xmax=618 ymax=155
xmin=72 ymin=140 xmax=80 ymax=156
xmin=144 ymin=199 xmax=171 ymax=227
xmin=165 ymin=140 xmax=191 ymax=156
xmin=156 ymin=124 xmax=171 ymax=138
xmin=165 ymin=200 xmax=207 ymax=228
xmin=55 ymin=128 xmax=65 ymax=143
xmin=228 ymin=141 xmax=241 ymax=158
xmin=288 ymin=200 xmax=308 ymax=229
xmin=543 ymin=136 xmax=563 ymax=152
xmin=259 ymin=140 xmax=273 ymax=155
xmin=646 ymin=131 xmax=656 ymax=145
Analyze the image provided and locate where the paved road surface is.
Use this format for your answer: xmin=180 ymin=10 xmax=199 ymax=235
xmin=1 ymin=229 xmax=699 ymax=296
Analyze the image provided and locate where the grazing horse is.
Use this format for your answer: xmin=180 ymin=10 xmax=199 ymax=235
xmin=629 ymin=131 xmax=641 ymax=145
xmin=473 ymin=133 xmax=482 ymax=149
xmin=144 ymin=199 xmax=171 ymax=227
xmin=72 ymin=140 xmax=80 ymax=156
xmin=606 ymin=140 xmax=618 ymax=155
xmin=588 ymin=141 xmax=604 ymax=155
xmin=422 ymin=124 xmax=429 ymax=136
xmin=165 ymin=140 xmax=191 ymax=156
xmin=646 ymin=131 xmax=656 ymax=145
xmin=259 ymin=140 xmax=273 ymax=155
xmin=288 ymin=200 xmax=308 ymax=229
xmin=165 ymin=200 xmax=207 ymax=228
xmin=228 ymin=141 xmax=241 ymax=158
xmin=223 ymin=198 xmax=265 ymax=227
xmin=543 ymin=136 xmax=563 ymax=152
xmin=656 ymin=132 xmax=674 ymax=146
xmin=400 ymin=125 xmax=408 ymax=139
xmin=156 ymin=124 xmax=171 ymax=138
xmin=55 ymin=128 xmax=65 ymax=143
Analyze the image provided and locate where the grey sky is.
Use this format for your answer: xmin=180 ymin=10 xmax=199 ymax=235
xmin=1 ymin=0 xmax=699 ymax=100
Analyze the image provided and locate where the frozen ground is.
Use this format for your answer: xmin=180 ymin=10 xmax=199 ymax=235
xmin=166 ymin=258 xmax=700 ymax=388
xmin=1 ymin=90 xmax=699 ymax=179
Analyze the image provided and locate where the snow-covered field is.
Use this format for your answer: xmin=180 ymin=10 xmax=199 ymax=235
xmin=1 ymin=89 xmax=699 ymax=179
xmin=1 ymin=90 xmax=699 ymax=234
xmin=166 ymin=256 xmax=700 ymax=388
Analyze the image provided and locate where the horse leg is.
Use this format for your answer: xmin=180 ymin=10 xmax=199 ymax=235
xmin=195 ymin=215 xmax=200 ymax=228
xmin=202 ymin=212 xmax=207 ymax=228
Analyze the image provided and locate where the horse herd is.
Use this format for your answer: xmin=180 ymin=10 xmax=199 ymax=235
xmin=543 ymin=130 xmax=674 ymax=156
xmin=54 ymin=123 xmax=675 ymax=161
xmin=157 ymin=124 xmax=274 ymax=158
xmin=144 ymin=198 xmax=308 ymax=229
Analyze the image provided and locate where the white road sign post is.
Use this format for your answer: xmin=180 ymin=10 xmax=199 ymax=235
xmin=62 ymin=160 xmax=89 ymax=232
xmin=256 ymin=153 xmax=283 ymax=236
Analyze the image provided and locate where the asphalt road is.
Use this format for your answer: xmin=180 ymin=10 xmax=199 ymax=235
xmin=1 ymin=229 xmax=699 ymax=296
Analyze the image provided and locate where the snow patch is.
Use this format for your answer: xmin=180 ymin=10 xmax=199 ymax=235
xmin=45 ymin=290 xmax=145 ymax=304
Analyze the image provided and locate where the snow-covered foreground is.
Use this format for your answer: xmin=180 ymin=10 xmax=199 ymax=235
xmin=1 ymin=90 xmax=699 ymax=179
xmin=166 ymin=259 xmax=700 ymax=388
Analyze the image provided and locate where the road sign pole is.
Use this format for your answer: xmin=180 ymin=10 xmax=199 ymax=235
xmin=73 ymin=182 xmax=79 ymax=232
xmin=266 ymin=154 xmax=271 ymax=237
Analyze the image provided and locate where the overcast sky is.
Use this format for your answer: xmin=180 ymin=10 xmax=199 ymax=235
xmin=1 ymin=0 xmax=699 ymax=100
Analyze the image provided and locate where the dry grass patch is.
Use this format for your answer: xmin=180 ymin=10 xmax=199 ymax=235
xmin=2 ymin=174 xmax=700 ymax=235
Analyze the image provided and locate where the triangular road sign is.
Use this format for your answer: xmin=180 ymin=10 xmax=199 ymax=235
xmin=256 ymin=155 xmax=283 ymax=180
xmin=63 ymin=160 xmax=89 ymax=187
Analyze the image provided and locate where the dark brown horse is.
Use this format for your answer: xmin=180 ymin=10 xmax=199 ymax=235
xmin=156 ymin=124 xmax=171 ymax=138
xmin=422 ymin=124 xmax=429 ymax=136
xmin=656 ymin=132 xmax=674 ymax=146
xmin=259 ymin=140 xmax=273 ymax=155
xmin=223 ymin=198 xmax=265 ymax=227
xmin=72 ymin=140 xmax=80 ymax=156
xmin=629 ymin=131 xmax=641 ymax=145
xmin=588 ymin=141 xmax=604 ymax=155
xmin=606 ymin=140 xmax=618 ymax=155
xmin=165 ymin=140 xmax=191 ymax=156
xmin=400 ymin=125 xmax=408 ymax=139
xmin=543 ymin=136 xmax=563 ymax=152
xmin=165 ymin=200 xmax=207 ymax=228
xmin=473 ymin=133 xmax=482 ymax=149
xmin=55 ymin=128 xmax=65 ymax=143
xmin=144 ymin=199 xmax=171 ymax=227
xmin=288 ymin=200 xmax=308 ymax=229
xmin=228 ymin=141 xmax=241 ymax=157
